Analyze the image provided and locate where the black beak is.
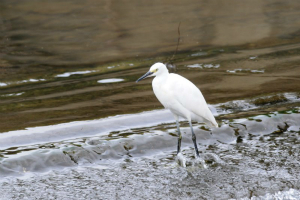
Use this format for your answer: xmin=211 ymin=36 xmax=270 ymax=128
xmin=136 ymin=71 xmax=153 ymax=83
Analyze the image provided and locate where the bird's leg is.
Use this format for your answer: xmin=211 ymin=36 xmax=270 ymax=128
xmin=175 ymin=120 xmax=182 ymax=154
xmin=189 ymin=121 xmax=200 ymax=158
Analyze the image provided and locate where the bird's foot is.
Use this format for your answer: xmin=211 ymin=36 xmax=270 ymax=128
xmin=176 ymin=152 xmax=187 ymax=167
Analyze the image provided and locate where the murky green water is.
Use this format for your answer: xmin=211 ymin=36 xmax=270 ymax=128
xmin=1 ymin=0 xmax=300 ymax=199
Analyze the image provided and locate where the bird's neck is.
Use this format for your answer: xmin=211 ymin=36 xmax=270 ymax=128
xmin=154 ymin=72 xmax=169 ymax=83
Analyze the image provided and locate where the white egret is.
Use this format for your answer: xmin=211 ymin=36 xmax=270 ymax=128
xmin=136 ymin=62 xmax=218 ymax=158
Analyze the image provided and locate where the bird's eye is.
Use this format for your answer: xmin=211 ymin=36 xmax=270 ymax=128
xmin=155 ymin=69 xmax=158 ymax=72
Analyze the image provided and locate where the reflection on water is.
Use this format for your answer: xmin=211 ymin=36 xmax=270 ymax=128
xmin=1 ymin=0 xmax=300 ymax=79
xmin=1 ymin=0 xmax=300 ymax=199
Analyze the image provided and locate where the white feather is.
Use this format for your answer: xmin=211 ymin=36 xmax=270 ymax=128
xmin=149 ymin=63 xmax=218 ymax=128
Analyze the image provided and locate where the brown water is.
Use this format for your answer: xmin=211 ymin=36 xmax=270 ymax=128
xmin=1 ymin=1 xmax=300 ymax=199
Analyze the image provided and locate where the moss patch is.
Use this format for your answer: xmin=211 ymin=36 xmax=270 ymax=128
xmin=251 ymin=94 xmax=288 ymax=106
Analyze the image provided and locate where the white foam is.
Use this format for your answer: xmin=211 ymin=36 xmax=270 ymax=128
xmin=250 ymin=69 xmax=264 ymax=73
xmin=191 ymin=52 xmax=207 ymax=57
xmin=186 ymin=64 xmax=202 ymax=68
xmin=1 ymin=92 xmax=24 ymax=97
xmin=0 ymin=79 xmax=46 ymax=87
xmin=227 ymin=69 xmax=264 ymax=73
xmin=17 ymin=79 xmax=46 ymax=84
xmin=97 ymin=78 xmax=124 ymax=83
xmin=186 ymin=63 xmax=220 ymax=69
xmin=203 ymin=64 xmax=220 ymax=69
xmin=0 ymin=83 xmax=8 ymax=87
xmin=56 ymin=70 xmax=96 ymax=77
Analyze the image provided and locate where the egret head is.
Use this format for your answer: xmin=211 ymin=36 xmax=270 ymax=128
xmin=136 ymin=62 xmax=168 ymax=82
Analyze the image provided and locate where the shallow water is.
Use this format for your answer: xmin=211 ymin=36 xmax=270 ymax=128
xmin=0 ymin=109 xmax=300 ymax=199
xmin=0 ymin=101 xmax=300 ymax=199
xmin=1 ymin=0 xmax=300 ymax=199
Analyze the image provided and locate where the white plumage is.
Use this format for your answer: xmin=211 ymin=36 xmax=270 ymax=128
xmin=136 ymin=62 xmax=218 ymax=158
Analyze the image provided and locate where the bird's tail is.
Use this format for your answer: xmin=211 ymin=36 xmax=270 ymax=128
xmin=211 ymin=121 xmax=219 ymax=128
xmin=204 ymin=117 xmax=218 ymax=128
